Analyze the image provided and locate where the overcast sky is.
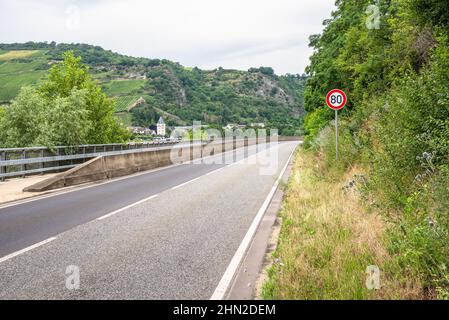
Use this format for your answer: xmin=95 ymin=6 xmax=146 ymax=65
xmin=0 ymin=0 xmax=335 ymax=75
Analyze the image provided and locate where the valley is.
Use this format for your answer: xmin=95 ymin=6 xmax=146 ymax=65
xmin=0 ymin=43 xmax=307 ymax=135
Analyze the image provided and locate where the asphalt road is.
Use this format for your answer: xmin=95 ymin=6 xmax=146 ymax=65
xmin=0 ymin=141 xmax=298 ymax=299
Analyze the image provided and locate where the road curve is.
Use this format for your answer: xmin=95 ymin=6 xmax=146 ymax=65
xmin=0 ymin=141 xmax=298 ymax=299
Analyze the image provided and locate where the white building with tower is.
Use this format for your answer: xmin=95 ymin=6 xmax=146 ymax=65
xmin=157 ymin=117 xmax=166 ymax=136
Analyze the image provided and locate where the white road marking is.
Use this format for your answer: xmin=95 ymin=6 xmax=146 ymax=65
xmin=210 ymin=146 xmax=296 ymax=300
xmin=0 ymin=237 xmax=57 ymax=264
xmin=97 ymin=194 xmax=159 ymax=221
xmin=206 ymin=167 xmax=224 ymax=176
xmin=171 ymin=177 xmax=201 ymax=190
xmin=0 ymin=164 xmax=181 ymax=210
xmin=0 ymin=142 xmax=299 ymax=269
xmin=0 ymin=144 xmax=254 ymax=210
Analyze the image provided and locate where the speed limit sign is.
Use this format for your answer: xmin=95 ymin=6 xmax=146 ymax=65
xmin=326 ymin=89 xmax=347 ymax=110
xmin=326 ymin=89 xmax=347 ymax=160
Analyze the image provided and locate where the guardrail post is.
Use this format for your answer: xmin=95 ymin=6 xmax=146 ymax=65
xmin=21 ymin=149 xmax=26 ymax=178
xmin=57 ymin=148 xmax=60 ymax=171
xmin=0 ymin=151 xmax=5 ymax=181
xmin=70 ymin=147 xmax=74 ymax=167
xmin=40 ymin=149 xmax=44 ymax=174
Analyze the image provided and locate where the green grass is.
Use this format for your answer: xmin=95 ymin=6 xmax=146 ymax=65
xmin=0 ymin=50 xmax=49 ymax=102
xmin=261 ymin=149 xmax=423 ymax=300
xmin=103 ymin=79 xmax=145 ymax=96
xmin=114 ymin=95 xmax=141 ymax=112
xmin=0 ymin=50 xmax=41 ymax=61
xmin=0 ymin=59 xmax=48 ymax=74
xmin=0 ymin=70 xmax=46 ymax=101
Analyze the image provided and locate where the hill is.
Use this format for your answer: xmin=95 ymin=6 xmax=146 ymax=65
xmin=0 ymin=42 xmax=306 ymax=135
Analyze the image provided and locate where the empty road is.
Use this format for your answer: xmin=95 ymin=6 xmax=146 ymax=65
xmin=0 ymin=141 xmax=298 ymax=299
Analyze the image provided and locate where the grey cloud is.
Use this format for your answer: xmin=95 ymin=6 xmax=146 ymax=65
xmin=0 ymin=0 xmax=335 ymax=74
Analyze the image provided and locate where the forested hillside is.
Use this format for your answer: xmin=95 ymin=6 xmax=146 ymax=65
xmin=0 ymin=42 xmax=306 ymax=135
xmin=265 ymin=0 xmax=449 ymax=299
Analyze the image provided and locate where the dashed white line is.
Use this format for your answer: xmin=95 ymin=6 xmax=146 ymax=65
xmin=206 ymin=167 xmax=225 ymax=176
xmin=0 ymin=143 xmax=275 ymax=210
xmin=171 ymin=177 xmax=201 ymax=190
xmin=0 ymin=237 xmax=57 ymax=264
xmin=97 ymin=194 xmax=159 ymax=221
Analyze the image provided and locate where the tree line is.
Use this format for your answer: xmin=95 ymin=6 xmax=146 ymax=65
xmin=303 ymin=0 xmax=449 ymax=297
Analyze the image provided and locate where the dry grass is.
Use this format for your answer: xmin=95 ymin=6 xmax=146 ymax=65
xmin=0 ymin=50 xmax=39 ymax=61
xmin=262 ymin=148 xmax=423 ymax=300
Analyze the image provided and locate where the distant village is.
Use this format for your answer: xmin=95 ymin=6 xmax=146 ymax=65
xmin=129 ymin=117 xmax=167 ymax=138
xmin=129 ymin=117 xmax=265 ymax=140
xmin=125 ymin=97 xmax=266 ymax=140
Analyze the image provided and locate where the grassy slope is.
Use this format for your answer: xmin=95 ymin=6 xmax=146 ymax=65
xmin=262 ymin=148 xmax=423 ymax=300
xmin=102 ymin=80 xmax=147 ymax=113
xmin=102 ymin=79 xmax=145 ymax=96
xmin=0 ymin=44 xmax=306 ymax=132
xmin=0 ymin=51 xmax=48 ymax=102
xmin=0 ymin=49 xmax=144 ymax=110
xmin=0 ymin=50 xmax=40 ymax=61
xmin=113 ymin=96 xmax=142 ymax=112
xmin=152 ymin=106 xmax=187 ymax=125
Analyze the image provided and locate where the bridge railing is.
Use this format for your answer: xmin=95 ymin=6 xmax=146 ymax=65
xmin=0 ymin=136 xmax=302 ymax=181
xmin=0 ymin=140 xmax=180 ymax=180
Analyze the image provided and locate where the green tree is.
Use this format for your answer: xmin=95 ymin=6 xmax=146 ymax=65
xmin=301 ymin=0 xmax=449 ymax=295
xmin=49 ymin=89 xmax=91 ymax=146
xmin=0 ymin=87 xmax=93 ymax=148
xmin=40 ymin=51 xmax=130 ymax=144
xmin=0 ymin=87 xmax=51 ymax=147
xmin=0 ymin=51 xmax=130 ymax=148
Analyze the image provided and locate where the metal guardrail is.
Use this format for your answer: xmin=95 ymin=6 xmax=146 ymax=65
xmin=0 ymin=140 xmax=181 ymax=180
xmin=0 ymin=136 xmax=299 ymax=180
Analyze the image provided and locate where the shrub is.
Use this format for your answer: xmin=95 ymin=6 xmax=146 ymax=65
xmin=303 ymin=108 xmax=331 ymax=147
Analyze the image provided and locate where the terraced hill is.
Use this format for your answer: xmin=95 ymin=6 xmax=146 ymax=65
xmin=0 ymin=42 xmax=307 ymax=135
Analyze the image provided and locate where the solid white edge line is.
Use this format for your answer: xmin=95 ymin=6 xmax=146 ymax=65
xmin=210 ymin=146 xmax=296 ymax=300
xmin=0 ymin=237 xmax=57 ymax=264
xmin=97 ymin=194 xmax=159 ymax=221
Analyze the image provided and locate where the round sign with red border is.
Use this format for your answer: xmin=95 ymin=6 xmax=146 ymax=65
xmin=326 ymin=89 xmax=347 ymax=110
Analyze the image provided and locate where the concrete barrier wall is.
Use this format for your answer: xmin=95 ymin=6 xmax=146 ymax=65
xmin=235 ymin=139 xmax=245 ymax=149
xmin=277 ymin=136 xmax=303 ymax=142
xmin=223 ymin=140 xmax=234 ymax=153
xmin=24 ymin=137 xmax=301 ymax=192
xmin=202 ymin=141 xmax=222 ymax=157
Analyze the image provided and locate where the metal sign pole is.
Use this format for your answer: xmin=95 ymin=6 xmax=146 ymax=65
xmin=335 ymin=109 xmax=339 ymax=160
xmin=326 ymin=89 xmax=347 ymax=161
